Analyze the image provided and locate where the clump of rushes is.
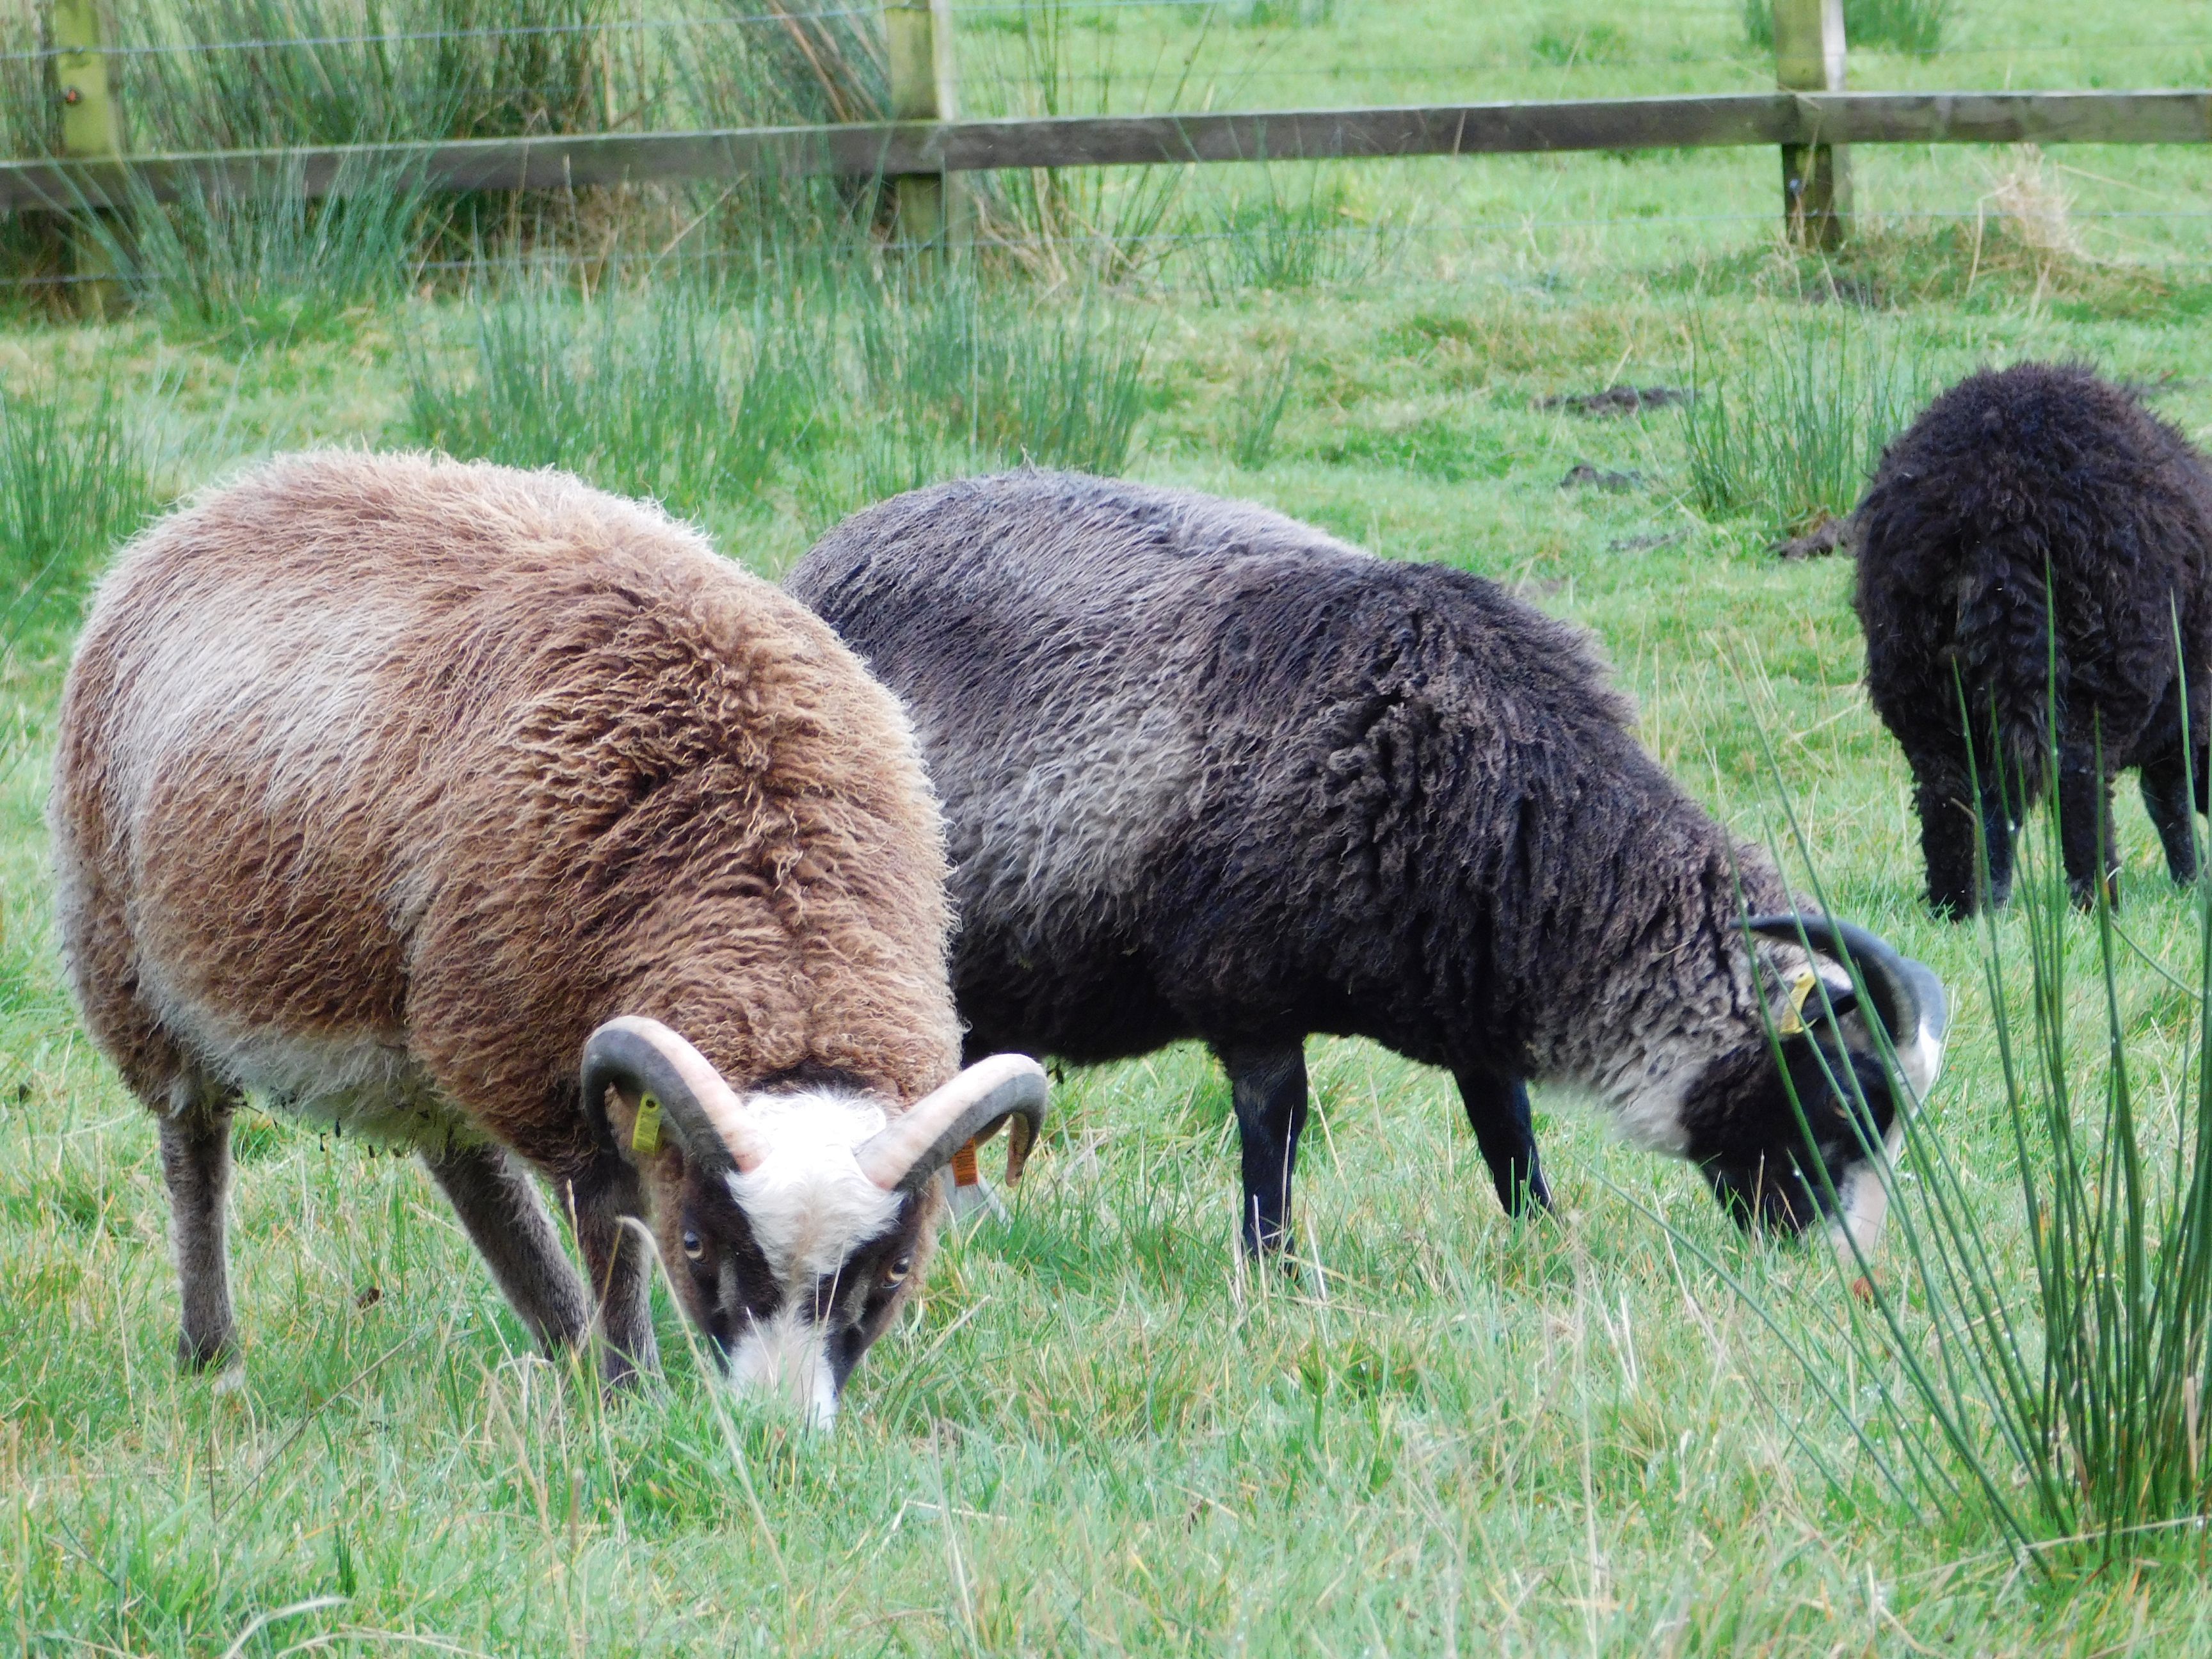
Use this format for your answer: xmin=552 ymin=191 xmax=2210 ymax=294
xmin=1715 ymin=724 xmax=2212 ymax=1569
xmin=406 ymin=269 xmax=1147 ymax=533
xmin=1682 ymin=314 xmax=1927 ymax=539
xmin=89 ymin=156 xmax=436 ymax=342
xmin=0 ymin=383 xmax=154 ymax=655
xmin=403 ymin=282 xmax=825 ymax=517
xmin=850 ymin=271 xmax=1151 ymax=479
xmin=1230 ymin=352 xmax=1299 ymax=470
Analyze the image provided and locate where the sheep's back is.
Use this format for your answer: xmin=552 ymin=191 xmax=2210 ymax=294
xmin=1855 ymin=364 xmax=2212 ymax=768
xmin=55 ymin=453 xmax=958 ymax=1162
xmin=792 ymin=470 xmax=1772 ymax=1082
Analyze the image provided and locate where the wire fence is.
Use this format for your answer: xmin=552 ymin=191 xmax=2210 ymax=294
xmin=2 ymin=1 xmax=2205 ymax=298
xmin=1 ymin=4 xmax=2203 ymax=102
xmin=7 ymin=200 xmax=2207 ymax=296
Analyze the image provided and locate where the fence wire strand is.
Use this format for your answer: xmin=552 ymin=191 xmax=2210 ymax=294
xmin=6 ymin=204 xmax=2208 ymax=292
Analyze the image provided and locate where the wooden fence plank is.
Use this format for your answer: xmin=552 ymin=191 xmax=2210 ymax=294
xmin=4 ymin=91 xmax=2208 ymax=214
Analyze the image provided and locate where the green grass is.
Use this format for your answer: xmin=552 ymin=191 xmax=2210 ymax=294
xmin=400 ymin=270 xmax=1149 ymax=538
xmin=6 ymin=1 xmax=2212 ymax=1650
xmin=88 ymin=157 xmax=438 ymax=347
xmin=1743 ymin=0 xmax=1951 ymax=57
xmin=1733 ymin=734 xmax=2212 ymax=1569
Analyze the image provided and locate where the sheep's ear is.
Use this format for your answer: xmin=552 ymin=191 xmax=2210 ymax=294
xmin=581 ymin=1017 xmax=765 ymax=1173
xmin=598 ymin=1084 xmax=682 ymax=1168
xmin=854 ymin=1055 xmax=1049 ymax=1194
xmin=1745 ymin=915 xmax=1949 ymax=1098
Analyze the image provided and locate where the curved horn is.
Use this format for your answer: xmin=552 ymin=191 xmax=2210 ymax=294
xmin=1745 ymin=915 xmax=1951 ymax=1092
xmin=853 ymin=1054 xmax=1049 ymax=1196
xmin=580 ymin=1016 xmax=765 ymax=1174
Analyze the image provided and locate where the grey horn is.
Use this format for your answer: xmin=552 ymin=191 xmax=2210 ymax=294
xmin=580 ymin=1016 xmax=766 ymax=1174
xmin=1744 ymin=915 xmax=1950 ymax=1055
xmin=853 ymin=1054 xmax=1050 ymax=1196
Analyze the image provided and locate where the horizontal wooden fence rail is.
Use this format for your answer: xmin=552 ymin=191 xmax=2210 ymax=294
xmin=3 ymin=89 xmax=2208 ymax=215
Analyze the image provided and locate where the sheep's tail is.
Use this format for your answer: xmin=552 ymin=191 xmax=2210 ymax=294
xmin=1950 ymin=555 xmax=2056 ymax=806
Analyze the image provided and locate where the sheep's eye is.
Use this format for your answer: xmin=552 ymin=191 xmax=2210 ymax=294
xmin=884 ymin=1253 xmax=912 ymax=1286
xmin=682 ymin=1230 xmax=704 ymax=1260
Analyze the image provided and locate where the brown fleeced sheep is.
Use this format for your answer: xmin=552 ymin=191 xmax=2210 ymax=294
xmin=50 ymin=451 xmax=1045 ymax=1423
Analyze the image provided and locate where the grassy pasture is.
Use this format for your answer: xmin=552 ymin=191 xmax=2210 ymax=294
xmin=6 ymin=1 xmax=2212 ymax=1651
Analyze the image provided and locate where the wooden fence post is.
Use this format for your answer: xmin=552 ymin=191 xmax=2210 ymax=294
xmin=48 ymin=0 xmax=123 ymax=310
xmin=884 ymin=0 xmax=964 ymax=252
xmin=1773 ymin=0 xmax=1850 ymax=250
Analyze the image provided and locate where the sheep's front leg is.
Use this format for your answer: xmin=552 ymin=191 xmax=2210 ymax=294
xmin=159 ymin=1078 xmax=241 ymax=1368
xmin=568 ymin=1157 xmax=658 ymax=1387
xmin=1456 ymin=1070 xmax=1551 ymax=1216
xmin=1912 ymin=760 xmax=1988 ymax=918
xmin=423 ymin=1139 xmax=590 ymax=1356
xmin=2141 ymin=749 xmax=2200 ymax=886
xmin=1978 ymin=770 xmax=2019 ymax=910
xmin=1215 ymin=1040 xmax=1308 ymax=1259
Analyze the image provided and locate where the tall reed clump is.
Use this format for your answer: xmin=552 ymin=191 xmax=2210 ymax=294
xmin=92 ymin=156 xmax=436 ymax=339
xmin=1742 ymin=0 xmax=1947 ymax=55
xmin=1189 ymin=170 xmax=1396 ymax=301
xmin=115 ymin=0 xmax=623 ymax=150
xmin=0 ymin=384 xmax=154 ymax=655
xmin=1729 ymin=733 xmax=2212 ymax=1567
xmin=675 ymin=0 xmax=885 ymax=129
xmin=1682 ymin=316 xmax=1927 ymax=538
xmin=961 ymin=0 xmax=1194 ymax=284
xmin=0 ymin=4 xmax=61 ymax=295
xmin=0 ymin=3 xmax=48 ymax=161
xmin=406 ymin=271 xmax=1149 ymax=530
xmin=845 ymin=271 xmax=1152 ymax=497
xmin=402 ymin=283 xmax=825 ymax=517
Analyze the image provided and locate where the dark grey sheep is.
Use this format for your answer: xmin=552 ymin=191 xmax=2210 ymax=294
xmin=789 ymin=470 xmax=1947 ymax=1260
xmin=1855 ymin=362 xmax=2212 ymax=916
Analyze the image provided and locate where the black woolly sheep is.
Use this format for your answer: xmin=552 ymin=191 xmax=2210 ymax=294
xmin=789 ymin=470 xmax=1947 ymax=1262
xmin=1855 ymin=362 xmax=2212 ymax=917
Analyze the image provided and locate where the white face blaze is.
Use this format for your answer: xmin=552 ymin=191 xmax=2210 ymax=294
xmin=1830 ymin=1119 xmax=1907 ymax=1267
xmin=1831 ymin=996 xmax=1948 ymax=1266
xmin=725 ymin=1304 xmax=842 ymax=1427
xmin=720 ymin=1089 xmax=906 ymax=1427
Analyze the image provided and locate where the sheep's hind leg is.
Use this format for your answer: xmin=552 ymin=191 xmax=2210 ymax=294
xmin=422 ymin=1139 xmax=591 ymax=1358
xmin=1215 ymin=1041 xmax=1308 ymax=1260
xmin=1456 ymin=1071 xmax=1551 ymax=1216
xmin=2058 ymin=749 xmax=2122 ymax=910
xmin=2142 ymin=750 xmax=2200 ymax=886
xmin=159 ymin=1075 xmax=242 ymax=1368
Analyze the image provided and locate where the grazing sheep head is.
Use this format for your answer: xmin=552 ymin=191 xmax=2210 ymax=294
xmin=581 ymin=1019 xmax=1046 ymax=1425
xmin=1685 ymin=918 xmax=1948 ymax=1258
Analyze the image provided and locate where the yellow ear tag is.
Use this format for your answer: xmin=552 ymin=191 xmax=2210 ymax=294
xmin=1776 ymin=969 xmax=1820 ymax=1037
xmin=631 ymin=1093 xmax=663 ymax=1155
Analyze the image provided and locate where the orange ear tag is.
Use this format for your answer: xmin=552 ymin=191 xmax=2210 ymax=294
xmin=631 ymin=1093 xmax=663 ymax=1155
xmin=1775 ymin=969 xmax=1820 ymax=1037
xmin=950 ymin=1137 xmax=980 ymax=1188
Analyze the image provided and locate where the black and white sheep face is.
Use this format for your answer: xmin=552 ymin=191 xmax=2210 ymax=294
xmin=1688 ymin=1040 xmax=1904 ymax=1242
xmin=666 ymin=1101 xmax=932 ymax=1427
xmin=581 ymin=1018 xmax=1047 ymax=1427
xmin=1687 ymin=918 xmax=1948 ymax=1254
